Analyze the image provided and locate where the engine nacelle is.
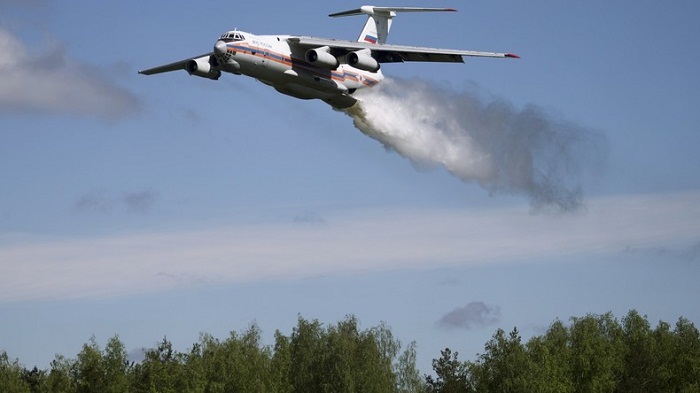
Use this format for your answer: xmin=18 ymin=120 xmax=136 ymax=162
xmin=185 ymin=55 xmax=221 ymax=80
xmin=305 ymin=46 xmax=339 ymax=69
xmin=347 ymin=49 xmax=379 ymax=72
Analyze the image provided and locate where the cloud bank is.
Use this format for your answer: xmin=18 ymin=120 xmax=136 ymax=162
xmin=0 ymin=28 xmax=139 ymax=119
xmin=1 ymin=192 xmax=699 ymax=302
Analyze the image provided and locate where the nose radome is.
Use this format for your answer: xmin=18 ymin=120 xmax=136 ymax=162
xmin=214 ymin=40 xmax=227 ymax=54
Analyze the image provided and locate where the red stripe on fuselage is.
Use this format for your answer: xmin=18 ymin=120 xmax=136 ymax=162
xmin=225 ymin=43 xmax=379 ymax=87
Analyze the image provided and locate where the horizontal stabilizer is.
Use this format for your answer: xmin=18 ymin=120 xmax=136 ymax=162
xmin=331 ymin=5 xmax=458 ymax=45
xmin=330 ymin=6 xmax=456 ymax=17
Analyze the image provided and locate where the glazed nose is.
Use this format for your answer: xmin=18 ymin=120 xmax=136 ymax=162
xmin=214 ymin=40 xmax=227 ymax=54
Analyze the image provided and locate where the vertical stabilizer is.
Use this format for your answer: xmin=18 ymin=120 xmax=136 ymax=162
xmin=329 ymin=6 xmax=457 ymax=44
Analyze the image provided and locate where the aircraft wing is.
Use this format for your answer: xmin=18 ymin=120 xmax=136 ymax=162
xmin=288 ymin=37 xmax=518 ymax=63
xmin=138 ymin=53 xmax=213 ymax=75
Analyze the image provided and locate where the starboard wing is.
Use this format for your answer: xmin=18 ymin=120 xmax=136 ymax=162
xmin=287 ymin=36 xmax=518 ymax=63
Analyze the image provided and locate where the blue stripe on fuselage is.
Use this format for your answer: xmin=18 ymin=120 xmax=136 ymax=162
xmin=224 ymin=43 xmax=380 ymax=87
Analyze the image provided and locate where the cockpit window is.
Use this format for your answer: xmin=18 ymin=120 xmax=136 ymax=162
xmin=219 ymin=31 xmax=245 ymax=42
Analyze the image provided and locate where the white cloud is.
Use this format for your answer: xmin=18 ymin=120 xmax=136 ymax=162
xmin=1 ymin=191 xmax=699 ymax=302
xmin=0 ymin=28 xmax=139 ymax=119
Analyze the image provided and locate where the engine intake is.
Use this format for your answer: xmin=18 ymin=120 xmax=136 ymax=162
xmin=305 ymin=46 xmax=339 ymax=69
xmin=347 ymin=49 xmax=379 ymax=72
xmin=185 ymin=55 xmax=221 ymax=80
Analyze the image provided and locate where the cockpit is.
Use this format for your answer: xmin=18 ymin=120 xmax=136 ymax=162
xmin=219 ymin=31 xmax=245 ymax=42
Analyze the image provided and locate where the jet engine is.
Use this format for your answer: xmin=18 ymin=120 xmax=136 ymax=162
xmin=185 ymin=55 xmax=221 ymax=80
xmin=347 ymin=49 xmax=380 ymax=72
xmin=305 ymin=46 xmax=339 ymax=69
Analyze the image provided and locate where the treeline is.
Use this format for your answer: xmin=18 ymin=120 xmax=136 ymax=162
xmin=2 ymin=310 xmax=700 ymax=392
xmin=2 ymin=316 xmax=420 ymax=393
xmin=426 ymin=310 xmax=700 ymax=393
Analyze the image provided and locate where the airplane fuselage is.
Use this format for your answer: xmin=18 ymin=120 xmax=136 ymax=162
xmin=211 ymin=31 xmax=383 ymax=107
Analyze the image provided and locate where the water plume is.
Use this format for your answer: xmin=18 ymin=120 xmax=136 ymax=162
xmin=341 ymin=77 xmax=606 ymax=212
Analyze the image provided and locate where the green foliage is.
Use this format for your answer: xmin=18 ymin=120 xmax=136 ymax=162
xmin=395 ymin=341 xmax=424 ymax=393
xmin=1 ymin=315 xmax=413 ymax=392
xmin=75 ymin=336 xmax=107 ymax=393
xmin=2 ymin=311 xmax=699 ymax=392
xmin=0 ymin=351 xmax=32 ymax=393
xmin=425 ymin=348 xmax=471 ymax=393
xmin=48 ymin=354 xmax=77 ymax=393
xmin=568 ymin=312 xmax=624 ymax=392
xmin=672 ymin=317 xmax=700 ymax=392
xmin=426 ymin=310 xmax=700 ymax=393
xmin=472 ymin=328 xmax=531 ymax=393
xmin=525 ymin=320 xmax=573 ymax=393
xmin=288 ymin=315 xmax=399 ymax=392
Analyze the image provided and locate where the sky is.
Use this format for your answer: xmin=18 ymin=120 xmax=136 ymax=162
xmin=1 ymin=0 xmax=700 ymax=373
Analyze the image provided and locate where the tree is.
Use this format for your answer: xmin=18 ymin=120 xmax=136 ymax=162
xmin=287 ymin=315 xmax=400 ymax=393
xmin=0 ymin=351 xmax=31 ymax=393
xmin=22 ymin=366 xmax=47 ymax=393
xmin=471 ymin=328 xmax=531 ymax=393
xmin=568 ymin=313 xmax=624 ymax=392
xmin=289 ymin=317 xmax=324 ymax=392
xmin=425 ymin=348 xmax=471 ymax=393
xmin=228 ymin=322 xmax=274 ymax=392
xmin=395 ymin=341 xmax=425 ymax=393
xmin=650 ymin=320 xmax=676 ymax=392
xmin=618 ymin=310 xmax=655 ymax=392
xmin=525 ymin=320 xmax=573 ymax=393
xmin=671 ymin=317 xmax=700 ymax=392
xmin=368 ymin=321 xmax=401 ymax=391
xmin=47 ymin=354 xmax=76 ymax=393
xmin=103 ymin=335 xmax=129 ymax=393
xmin=6 ymin=310 xmax=700 ymax=392
xmin=74 ymin=336 xmax=106 ymax=393
xmin=131 ymin=336 xmax=185 ymax=393
xmin=271 ymin=330 xmax=293 ymax=393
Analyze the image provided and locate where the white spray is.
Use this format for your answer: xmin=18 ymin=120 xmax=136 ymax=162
xmin=341 ymin=77 xmax=605 ymax=212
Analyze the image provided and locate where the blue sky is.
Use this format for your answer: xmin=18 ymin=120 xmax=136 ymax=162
xmin=1 ymin=0 xmax=699 ymax=373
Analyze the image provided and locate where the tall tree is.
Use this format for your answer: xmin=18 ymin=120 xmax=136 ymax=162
xmin=271 ymin=330 xmax=293 ymax=393
xmin=568 ymin=313 xmax=624 ymax=392
xmin=0 ymin=351 xmax=31 ymax=393
xmin=103 ymin=335 xmax=129 ymax=393
xmin=619 ymin=310 xmax=655 ymax=392
xmin=47 ymin=354 xmax=76 ymax=393
xmin=289 ymin=317 xmax=325 ymax=393
xmin=472 ymin=328 xmax=531 ymax=393
xmin=650 ymin=320 xmax=676 ymax=392
xmin=74 ymin=336 xmax=106 ymax=393
xmin=22 ymin=366 xmax=47 ymax=393
xmin=131 ymin=336 xmax=185 ymax=393
xmin=425 ymin=348 xmax=471 ymax=393
xmin=671 ymin=317 xmax=700 ymax=392
xmin=395 ymin=341 xmax=425 ymax=393
xmin=525 ymin=320 xmax=573 ymax=393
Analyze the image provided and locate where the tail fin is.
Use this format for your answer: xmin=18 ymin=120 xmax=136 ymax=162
xmin=330 ymin=5 xmax=457 ymax=44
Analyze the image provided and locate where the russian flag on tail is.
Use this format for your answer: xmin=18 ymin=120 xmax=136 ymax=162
xmin=363 ymin=34 xmax=377 ymax=44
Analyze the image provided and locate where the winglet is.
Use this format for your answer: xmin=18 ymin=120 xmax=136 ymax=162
xmin=505 ymin=53 xmax=520 ymax=59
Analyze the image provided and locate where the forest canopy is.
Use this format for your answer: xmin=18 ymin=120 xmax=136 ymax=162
xmin=2 ymin=310 xmax=699 ymax=392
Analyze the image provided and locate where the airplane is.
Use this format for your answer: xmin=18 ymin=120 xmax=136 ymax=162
xmin=138 ymin=5 xmax=518 ymax=109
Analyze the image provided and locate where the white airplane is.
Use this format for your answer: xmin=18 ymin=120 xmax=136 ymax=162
xmin=139 ymin=5 xmax=518 ymax=109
